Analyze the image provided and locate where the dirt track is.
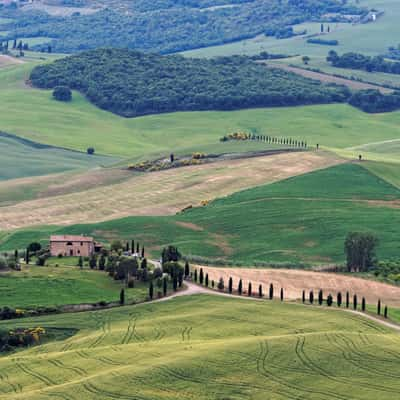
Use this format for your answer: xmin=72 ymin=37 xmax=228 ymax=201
xmin=196 ymin=266 xmax=400 ymax=307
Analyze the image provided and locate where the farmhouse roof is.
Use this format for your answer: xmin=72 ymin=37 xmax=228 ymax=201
xmin=50 ymin=235 xmax=94 ymax=242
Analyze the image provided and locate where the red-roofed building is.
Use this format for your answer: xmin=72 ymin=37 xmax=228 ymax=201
xmin=50 ymin=235 xmax=96 ymax=257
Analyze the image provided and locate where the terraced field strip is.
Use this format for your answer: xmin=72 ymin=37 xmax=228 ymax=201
xmin=0 ymin=151 xmax=342 ymax=229
xmin=197 ymin=266 xmax=400 ymax=307
xmin=0 ymin=295 xmax=399 ymax=399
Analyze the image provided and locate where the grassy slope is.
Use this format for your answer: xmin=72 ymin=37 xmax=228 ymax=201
xmin=0 ymin=134 xmax=114 ymax=181
xmin=183 ymin=0 xmax=400 ymax=58
xmin=2 ymin=163 xmax=399 ymax=264
xmin=0 ymin=295 xmax=397 ymax=399
xmin=1 ymin=62 xmax=400 ymax=162
xmin=0 ymin=263 xmax=149 ymax=308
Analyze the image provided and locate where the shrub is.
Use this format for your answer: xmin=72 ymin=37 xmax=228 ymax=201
xmin=53 ymin=86 xmax=72 ymax=102
xmin=87 ymin=147 xmax=95 ymax=155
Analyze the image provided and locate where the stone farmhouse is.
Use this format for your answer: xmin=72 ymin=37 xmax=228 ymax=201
xmin=50 ymin=235 xmax=102 ymax=257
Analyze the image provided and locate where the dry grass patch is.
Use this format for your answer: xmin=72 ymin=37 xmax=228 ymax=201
xmin=0 ymin=151 xmax=343 ymax=230
xmin=199 ymin=266 xmax=400 ymax=307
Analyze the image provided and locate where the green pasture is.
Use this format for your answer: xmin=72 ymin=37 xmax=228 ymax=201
xmin=184 ymin=0 xmax=400 ymax=58
xmin=0 ymin=134 xmax=114 ymax=181
xmin=2 ymin=163 xmax=399 ymax=264
xmin=0 ymin=295 xmax=397 ymax=399
xmin=1 ymin=62 xmax=400 ymax=162
xmin=0 ymin=263 xmax=149 ymax=308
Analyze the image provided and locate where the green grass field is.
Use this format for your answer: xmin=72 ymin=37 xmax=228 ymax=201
xmin=0 ymin=134 xmax=114 ymax=180
xmin=0 ymin=294 xmax=397 ymax=399
xmin=2 ymin=61 xmax=400 ymax=162
xmin=0 ymin=263 xmax=150 ymax=308
xmin=184 ymin=0 xmax=400 ymax=58
xmin=2 ymin=163 xmax=399 ymax=264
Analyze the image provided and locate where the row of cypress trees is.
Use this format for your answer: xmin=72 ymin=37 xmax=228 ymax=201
xmin=192 ymin=268 xmax=389 ymax=319
xmin=301 ymin=289 xmax=388 ymax=318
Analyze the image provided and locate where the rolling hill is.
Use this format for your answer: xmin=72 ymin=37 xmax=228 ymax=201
xmin=2 ymin=163 xmax=399 ymax=265
xmin=0 ymin=295 xmax=397 ymax=399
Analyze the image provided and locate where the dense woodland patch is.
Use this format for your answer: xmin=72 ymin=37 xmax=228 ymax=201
xmin=0 ymin=0 xmax=364 ymax=53
xmin=30 ymin=49 xmax=350 ymax=117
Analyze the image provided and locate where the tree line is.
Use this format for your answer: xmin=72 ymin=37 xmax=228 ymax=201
xmin=1 ymin=0 xmax=364 ymax=54
xmin=191 ymin=266 xmax=389 ymax=319
xmin=30 ymin=48 xmax=351 ymax=118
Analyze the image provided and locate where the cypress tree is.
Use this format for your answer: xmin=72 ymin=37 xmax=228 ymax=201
xmin=205 ymin=273 xmax=209 ymax=287
xmin=184 ymin=260 xmax=190 ymax=278
xmin=131 ymin=239 xmax=134 ymax=252
xmin=25 ymin=248 xmax=30 ymax=264
xmin=14 ymin=249 xmax=18 ymax=260
xmin=280 ymin=288 xmax=284 ymax=301
xmin=141 ymin=246 xmax=145 ymax=258
xmin=217 ymin=277 xmax=224 ymax=291
xmin=353 ymin=294 xmax=357 ymax=310
xmin=120 ymin=288 xmax=125 ymax=305
xmin=78 ymin=256 xmax=83 ymax=269
xmin=361 ymin=297 xmax=366 ymax=312
xmin=346 ymin=291 xmax=350 ymax=308
xmin=269 ymin=283 xmax=274 ymax=300
xmin=199 ymin=268 xmax=204 ymax=285
xmin=259 ymin=284 xmax=263 ymax=298
xmin=302 ymin=290 xmax=305 ymax=303
xmin=238 ymin=279 xmax=243 ymax=295
xmin=126 ymin=242 xmax=129 ymax=252
xmin=337 ymin=292 xmax=342 ymax=307
xmin=194 ymin=269 xmax=198 ymax=282
xmin=327 ymin=294 xmax=333 ymax=306
xmin=163 ymin=276 xmax=167 ymax=296
xmin=248 ymin=282 xmax=252 ymax=296
xmin=173 ymin=274 xmax=178 ymax=291
xmin=178 ymin=270 xmax=183 ymax=287
xmin=229 ymin=277 xmax=233 ymax=294
xmin=377 ymin=299 xmax=381 ymax=315
xmin=384 ymin=306 xmax=388 ymax=319
xmin=309 ymin=290 xmax=314 ymax=304
xmin=149 ymin=281 xmax=154 ymax=300
xmin=212 ymin=280 xmax=215 ymax=288
xmin=318 ymin=289 xmax=323 ymax=306
xmin=136 ymin=243 xmax=139 ymax=254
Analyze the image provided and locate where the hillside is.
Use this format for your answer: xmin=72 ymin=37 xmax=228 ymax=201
xmin=0 ymin=0 xmax=364 ymax=53
xmin=29 ymin=49 xmax=350 ymax=117
xmin=0 ymin=295 xmax=397 ymax=399
xmin=3 ymin=163 xmax=400 ymax=264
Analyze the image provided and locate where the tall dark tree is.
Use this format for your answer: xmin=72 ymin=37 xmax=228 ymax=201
xmin=337 ymin=292 xmax=342 ymax=307
xmin=178 ymin=270 xmax=183 ymax=287
xmin=194 ymin=269 xmax=198 ymax=282
xmin=318 ymin=289 xmax=323 ymax=306
xmin=149 ymin=281 xmax=154 ymax=300
xmin=377 ymin=299 xmax=381 ymax=315
xmin=384 ymin=305 xmax=388 ymax=319
xmin=126 ymin=242 xmax=129 ymax=252
xmin=229 ymin=277 xmax=233 ymax=294
xmin=120 ymin=288 xmax=125 ymax=305
xmin=173 ymin=274 xmax=178 ymax=291
xmin=248 ymin=282 xmax=252 ymax=296
xmin=163 ymin=276 xmax=168 ymax=296
xmin=199 ymin=268 xmax=204 ymax=285
xmin=327 ymin=294 xmax=333 ymax=306
xmin=346 ymin=291 xmax=350 ymax=308
xmin=184 ymin=260 xmax=190 ymax=278
xmin=136 ymin=242 xmax=139 ymax=254
xmin=280 ymin=288 xmax=284 ymax=301
xmin=131 ymin=239 xmax=135 ymax=252
xmin=217 ymin=277 xmax=224 ymax=291
xmin=269 ymin=284 xmax=274 ymax=300
xmin=78 ymin=256 xmax=83 ymax=269
xmin=25 ymin=248 xmax=30 ymax=264
xmin=309 ymin=290 xmax=314 ymax=304
xmin=353 ymin=294 xmax=358 ymax=310
xmin=238 ymin=279 xmax=243 ymax=295
xmin=205 ymin=273 xmax=209 ymax=287
xmin=259 ymin=284 xmax=263 ymax=298
xmin=302 ymin=290 xmax=305 ymax=303
xmin=361 ymin=297 xmax=366 ymax=312
xmin=141 ymin=246 xmax=145 ymax=258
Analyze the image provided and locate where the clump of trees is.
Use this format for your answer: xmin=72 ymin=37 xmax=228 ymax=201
xmin=344 ymin=232 xmax=379 ymax=272
xmin=52 ymin=86 xmax=72 ymax=102
xmin=30 ymin=49 xmax=351 ymax=118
